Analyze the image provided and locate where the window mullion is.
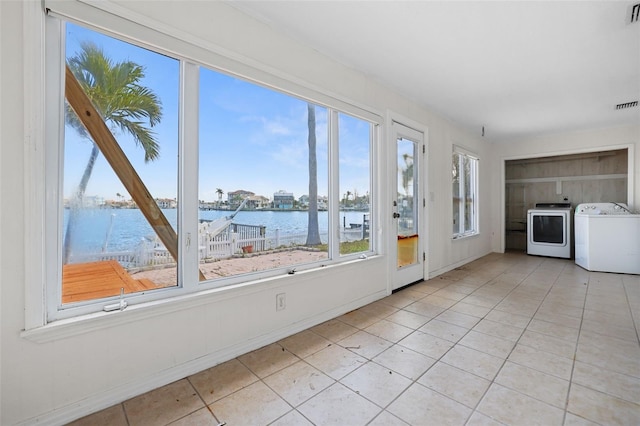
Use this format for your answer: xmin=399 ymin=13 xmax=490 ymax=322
xmin=180 ymin=61 xmax=200 ymax=289
xmin=328 ymin=109 xmax=340 ymax=258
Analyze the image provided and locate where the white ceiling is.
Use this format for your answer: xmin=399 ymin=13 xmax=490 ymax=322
xmin=229 ymin=1 xmax=640 ymax=142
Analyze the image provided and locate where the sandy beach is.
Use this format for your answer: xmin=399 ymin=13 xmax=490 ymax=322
xmin=131 ymin=249 xmax=329 ymax=286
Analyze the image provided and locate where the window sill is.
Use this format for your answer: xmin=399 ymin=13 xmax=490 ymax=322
xmin=452 ymin=232 xmax=479 ymax=241
xmin=21 ymin=254 xmax=379 ymax=343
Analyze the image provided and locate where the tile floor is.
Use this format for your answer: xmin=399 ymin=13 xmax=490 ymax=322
xmin=70 ymin=252 xmax=640 ymax=425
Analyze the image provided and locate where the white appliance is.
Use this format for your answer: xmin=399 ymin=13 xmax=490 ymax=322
xmin=527 ymin=203 xmax=572 ymax=259
xmin=575 ymin=203 xmax=640 ymax=274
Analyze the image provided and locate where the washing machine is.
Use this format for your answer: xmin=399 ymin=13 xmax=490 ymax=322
xmin=574 ymin=203 xmax=640 ymax=274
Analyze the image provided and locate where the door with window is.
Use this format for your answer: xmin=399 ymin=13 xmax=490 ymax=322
xmin=391 ymin=122 xmax=425 ymax=290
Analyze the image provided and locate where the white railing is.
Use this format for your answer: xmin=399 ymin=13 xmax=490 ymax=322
xmin=69 ymin=221 xmax=367 ymax=268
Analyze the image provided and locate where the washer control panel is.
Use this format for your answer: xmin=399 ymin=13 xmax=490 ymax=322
xmin=575 ymin=203 xmax=630 ymax=215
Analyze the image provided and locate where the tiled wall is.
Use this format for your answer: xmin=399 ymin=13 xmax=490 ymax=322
xmin=505 ymin=149 xmax=628 ymax=250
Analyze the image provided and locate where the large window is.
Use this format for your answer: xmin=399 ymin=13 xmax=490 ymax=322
xmin=45 ymin=16 xmax=376 ymax=319
xmin=452 ymin=147 xmax=478 ymax=238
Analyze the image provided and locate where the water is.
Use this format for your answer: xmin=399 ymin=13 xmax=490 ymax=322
xmin=64 ymin=208 xmax=370 ymax=253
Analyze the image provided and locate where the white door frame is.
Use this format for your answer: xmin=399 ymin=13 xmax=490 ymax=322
xmin=386 ymin=111 xmax=428 ymax=291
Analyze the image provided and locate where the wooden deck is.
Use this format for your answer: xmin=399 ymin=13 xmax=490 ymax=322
xmin=62 ymin=260 xmax=159 ymax=304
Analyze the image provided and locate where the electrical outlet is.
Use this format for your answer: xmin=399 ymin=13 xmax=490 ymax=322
xmin=276 ymin=293 xmax=286 ymax=311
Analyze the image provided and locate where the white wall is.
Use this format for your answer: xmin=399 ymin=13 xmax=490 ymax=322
xmin=1 ymin=1 xmax=492 ymax=424
xmin=490 ymin=125 xmax=640 ymax=252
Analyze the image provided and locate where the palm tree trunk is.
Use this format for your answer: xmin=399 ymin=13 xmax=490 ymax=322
xmin=63 ymin=144 xmax=100 ymax=264
xmin=306 ymin=104 xmax=321 ymax=246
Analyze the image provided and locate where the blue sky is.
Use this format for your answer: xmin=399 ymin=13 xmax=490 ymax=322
xmin=64 ymin=23 xmax=370 ymax=203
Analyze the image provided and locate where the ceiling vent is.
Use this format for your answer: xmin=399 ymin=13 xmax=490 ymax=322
xmin=615 ymin=101 xmax=638 ymax=110
xmin=632 ymin=3 xmax=640 ymax=23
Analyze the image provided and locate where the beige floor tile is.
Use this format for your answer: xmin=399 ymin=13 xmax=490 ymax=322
xmin=341 ymin=361 xmax=412 ymax=407
xmin=578 ymin=328 xmax=640 ymax=354
xmin=580 ymin=317 xmax=638 ymax=342
xmin=507 ymin=344 xmax=574 ymax=380
xmin=367 ymin=410 xmax=410 ymax=425
xmin=458 ymin=330 xmax=515 ymax=359
xmin=519 ymin=330 xmax=576 ymax=359
xmin=362 ymin=300 xmax=400 ymax=318
xmin=379 ymin=289 xmax=426 ymax=308
xmin=538 ymin=301 xmax=584 ymax=318
xmin=435 ymin=309 xmax=482 ymax=328
xmin=364 ymin=319 xmax=414 ymax=343
xmin=210 ymin=381 xmax=291 ymax=425
xmin=449 ymin=301 xmax=492 ymax=318
xmin=483 ymin=311 xmax=530 ymax=330
xmin=124 ymin=379 xmax=204 ymax=426
xmin=297 ymin=383 xmax=381 ymax=425
xmin=576 ymin=341 xmax=640 ymax=377
xmin=372 ymin=345 xmax=437 ymax=380
xmin=403 ymin=300 xmax=446 ymax=318
xmin=170 ymin=407 xmax=219 ymax=426
xmin=304 ymin=344 xmax=367 ymax=380
xmin=279 ymin=330 xmax=332 ymax=358
xmin=409 ymin=281 xmax=441 ymax=294
xmin=269 ymin=410 xmax=314 ymax=426
xmin=338 ymin=308 xmax=383 ymax=329
xmin=567 ymin=383 xmax=640 ymax=425
xmin=563 ymin=412 xmax=600 ymax=425
xmin=432 ymin=288 xmax=474 ymax=301
xmin=67 ymin=405 xmax=127 ymax=426
xmin=387 ymin=383 xmax=472 ymax=425
xmin=419 ymin=319 xmax=469 ymax=342
xmin=189 ymin=358 xmax=259 ymax=404
xmin=441 ymin=345 xmax=504 ymax=381
xmin=495 ymin=361 xmax=569 ymax=408
xmin=495 ymin=300 xmax=539 ymax=317
xmin=311 ymin=319 xmax=359 ymax=342
xmin=572 ymin=361 xmax=640 ymax=404
xmin=465 ymin=411 xmax=505 ymax=426
xmin=423 ymin=294 xmax=459 ymax=308
xmin=417 ymin=362 xmax=491 ymax=408
xmin=338 ymin=330 xmax=394 ymax=359
xmin=444 ymin=283 xmax=479 ymax=295
xmin=398 ymin=330 xmax=454 ymax=359
xmin=462 ymin=294 xmax=503 ymax=308
xmin=238 ymin=343 xmax=299 ymax=379
xmin=477 ymin=383 xmax=564 ymax=425
xmin=263 ymin=361 xmax=334 ymax=407
xmin=527 ymin=318 xmax=580 ymax=342
xmin=472 ymin=318 xmax=524 ymax=342
xmin=384 ymin=309 xmax=430 ymax=329
xmin=534 ymin=311 xmax=582 ymax=329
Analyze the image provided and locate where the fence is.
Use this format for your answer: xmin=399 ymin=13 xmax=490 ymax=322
xmin=69 ymin=218 xmax=369 ymax=268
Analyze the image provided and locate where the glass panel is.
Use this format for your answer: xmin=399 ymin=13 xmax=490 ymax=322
xmin=62 ymin=23 xmax=179 ymax=303
xmin=197 ymin=67 xmax=329 ymax=281
xmin=397 ymin=138 xmax=418 ymax=268
xmin=463 ymin=155 xmax=473 ymax=233
xmin=531 ymin=215 xmax=565 ymax=244
xmin=452 ymin=152 xmax=461 ymax=234
xmin=339 ymin=113 xmax=371 ymax=255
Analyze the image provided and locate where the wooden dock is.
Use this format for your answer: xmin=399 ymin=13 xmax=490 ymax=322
xmin=62 ymin=260 xmax=159 ymax=304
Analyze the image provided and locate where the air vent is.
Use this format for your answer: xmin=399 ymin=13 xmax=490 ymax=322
xmin=616 ymin=101 xmax=638 ymax=110
xmin=632 ymin=3 xmax=640 ymax=23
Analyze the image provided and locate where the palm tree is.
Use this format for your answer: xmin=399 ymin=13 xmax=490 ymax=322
xmin=216 ymin=188 xmax=224 ymax=206
xmin=305 ymin=104 xmax=321 ymax=246
xmin=63 ymin=41 xmax=162 ymax=263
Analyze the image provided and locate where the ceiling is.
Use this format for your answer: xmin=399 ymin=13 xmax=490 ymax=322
xmin=229 ymin=1 xmax=640 ymax=142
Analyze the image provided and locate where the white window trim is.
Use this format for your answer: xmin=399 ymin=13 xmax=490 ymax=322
xmin=24 ymin=0 xmax=383 ymax=333
xmin=452 ymin=145 xmax=479 ymax=239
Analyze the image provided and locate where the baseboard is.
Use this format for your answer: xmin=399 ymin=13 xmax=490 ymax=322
xmin=428 ymin=251 xmax=491 ymax=278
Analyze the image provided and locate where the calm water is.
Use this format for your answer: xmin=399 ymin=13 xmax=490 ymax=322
xmin=64 ymin=208 xmax=370 ymax=252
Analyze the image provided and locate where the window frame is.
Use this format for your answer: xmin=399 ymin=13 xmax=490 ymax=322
xmin=452 ymin=145 xmax=479 ymax=239
xmin=35 ymin=3 xmax=381 ymax=324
